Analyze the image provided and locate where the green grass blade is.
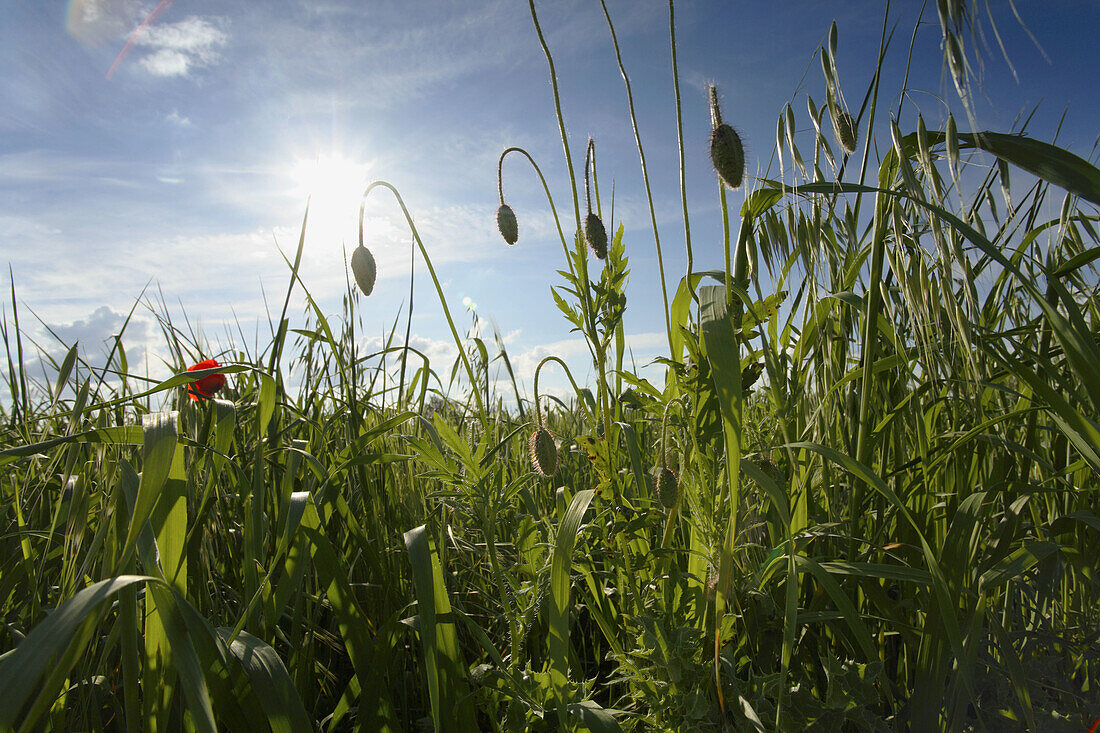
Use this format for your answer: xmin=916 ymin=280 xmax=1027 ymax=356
xmin=0 ymin=576 xmax=152 ymax=730
xmin=403 ymin=524 xmax=478 ymax=732
xmin=219 ymin=629 xmax=313 ymax=733
xmin=613 ymin=421 xmax=648 ymax=502
xmin=952 ymin=130 xmax=1100 ymax=206
xmin=549 ymin=489 xmax=596 ymax=726
xmin=698 ymin=284 xmax=744 ymax=706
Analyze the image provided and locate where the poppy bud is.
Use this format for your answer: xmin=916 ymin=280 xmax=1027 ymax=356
xmin=497 ymin=204 xmax=518 ymax=245
xmin=351 ymin=244 xmax=377 ymax=296
xmin=529 ymin=427 xmax=557 ymax=478
xmin=654 ymin=465 xmax=678 ymax=509
xmin=710 ymin=123 xmax=745 ymax=189
xmin=585 ymin=212 xmax=607 ymax=260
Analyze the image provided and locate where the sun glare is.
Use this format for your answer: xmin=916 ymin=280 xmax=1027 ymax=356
xmin=289 ymin=154 xmax=370 ymax=212
xmin=286 ymin=153 xmax=372 ymax=255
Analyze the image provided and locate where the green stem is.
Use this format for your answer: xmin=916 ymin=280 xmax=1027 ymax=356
xmin=534 ymin=355 xmax=592 ymax=426
xmin=597 ymin=0 xmax=674 ymax=358
xmin=669 ymin=0 xmax=695 ymax=301
xmin=498 ymin=148 xmax=601 ymax=391
xmin=399 ymin=235 xmax=414 ymax=408
xmin=359 ymin=180 xmax=487 ymax=427
xmin=525 ymin=3 xmax=608 ymax=438
xmin=852 ymin=194 xmax=891 ymax=543
xmin=498 ymin=148 xmax=574 ymax=267
xmin=527 ymin=0 xmax=581 ymax=229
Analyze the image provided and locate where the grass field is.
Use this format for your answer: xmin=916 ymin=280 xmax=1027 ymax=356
xmin=1 ymin=1 xmax=1099 ymax=731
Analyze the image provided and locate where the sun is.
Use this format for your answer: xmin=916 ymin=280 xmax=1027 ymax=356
xmin=289 ymin=153 xmax=370 ymax=213
xmin=285 ymin=152 xmax=373 ymax=256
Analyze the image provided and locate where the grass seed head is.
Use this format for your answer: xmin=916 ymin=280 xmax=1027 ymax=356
xmin=654 ymin=466 xmax=678 ymax=509
xmin=529 ymin=427 xmax=557 ymax=477
xmin=585 ymin=212 xmax=608 ymax=259
xmin=497 ymin=203 xmax=518 ymax=245
xmin=351 ymin=244 xmax=377 ymax=296
xmin=833 ymin=111 xmax=857 ymax=154
xmin=710 ymin=124 xmax=745 ymax=189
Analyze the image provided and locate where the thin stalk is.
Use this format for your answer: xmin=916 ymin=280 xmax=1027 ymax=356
xmin=498 ymin=148 xmax=601 ymax=386
xmin=852 ymin=0 xmax=892 ymax=219
xmin=498 ymin=147 xmax=575 ymax=265
xmin=597 ymin=0 xmax=674 ymax=357
xmin=534 ymin=355 xmax=591 ymax=426
xmin=399 ymin=235 xmax=414 ymax=408
xmin=852 ymin=194 xmax=891 ymax=535
xmin=523 ymin=3 xmax=606 ymax=407
xmin=359 ymin=180 xmax=487 ymax=427
xmin=526 ymin=0 xmax=581 ymax=229
xmin=669 ymin=0 xmax=695 ymax=300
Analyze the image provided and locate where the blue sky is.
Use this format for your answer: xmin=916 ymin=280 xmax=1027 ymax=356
xmin=1 ymin=0 xmax=1098 ymax=405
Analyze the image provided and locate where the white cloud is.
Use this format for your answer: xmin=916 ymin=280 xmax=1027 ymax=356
xmin=166 ymin=109 xmax=192 ymax=126
xmin=15 ymin=304 xmax=163 ymax=401
xmin=0 ymin=214 xmax=61 ymax=239
xmin=140 ymin=49 xmax=192 ymax=77
xmin=134 ymin=16 xmax=228 ymax=77
xmin=48 ymin=305 xmax=144 ymax=350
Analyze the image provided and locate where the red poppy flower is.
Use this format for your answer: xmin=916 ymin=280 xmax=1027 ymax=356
xmin=186 ymin=359 xmax=226 ymax=401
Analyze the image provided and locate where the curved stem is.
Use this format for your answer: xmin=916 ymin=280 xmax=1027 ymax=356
xmin=670 ymin=0 xmax=695 ymax=302
xmin=597 ymin=0 xmax=674 ymax=358
xmin=527 ymin=0 xmax=581 ymax=230
xmin=533 ymin=355 xmax=593 ymax=426
xmin=524 ymin=2 xmax=606 ymax=430
xmin=359 ymin=180 xmax=487 ymax=426
xmin=498 ymin=148 xmax=599 ymax=359
xmin=498 ymin=147 xmax=572 ymax=265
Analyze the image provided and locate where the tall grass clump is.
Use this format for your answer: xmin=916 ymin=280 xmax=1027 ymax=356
xmin=1 ymin=2 xmax=1098 ymax=731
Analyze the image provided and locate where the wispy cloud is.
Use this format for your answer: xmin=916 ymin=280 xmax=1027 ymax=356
xmin=165 ymin=109 xmax=192 ymax=126
xmin=134 ymin=16 xmax=228 ymax=77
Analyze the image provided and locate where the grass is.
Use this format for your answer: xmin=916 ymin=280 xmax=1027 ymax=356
xmin=2 ymin=1 xmax=1099 ymax=731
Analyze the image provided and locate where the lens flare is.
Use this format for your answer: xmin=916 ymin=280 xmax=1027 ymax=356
xmin=105 ymin=0 xmax=177 ymax=79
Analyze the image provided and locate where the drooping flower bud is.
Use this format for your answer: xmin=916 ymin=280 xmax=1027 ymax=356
xmin=529 ymin=427 xmax=557 ymax=478
xmin=497 ymin=203 xmax=518 ymax=245
xmin=654 ymin=465 xmax=678 ymax=509
xmin=351 ymin=244 xmax=377 ymax=296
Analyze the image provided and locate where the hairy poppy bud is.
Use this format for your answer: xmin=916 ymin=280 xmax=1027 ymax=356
xmin=351 ymin=244 xmax=377 ymax=296
xmin=529 ymin=427 xmax=557 ymax=478
xmin=497 ymin=204 xmax=518 ymax=245
xmin=710 ymin=124 xmax=745 ymax=189
xmin=654 ymin=466 xmax=678 ymax=509
xmin=833 ymin=111 xmax=857 ymax=154
xmin=585 ymin=212 xmax=607 ymax=260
